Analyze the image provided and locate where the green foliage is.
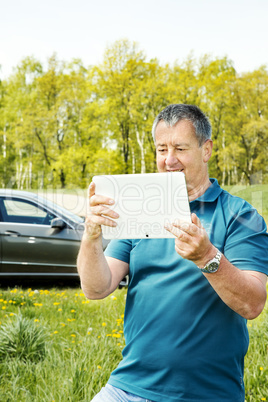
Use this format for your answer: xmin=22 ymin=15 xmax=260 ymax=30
xmin=0 ymin=314 xmax=49 ymax=362
xmin=0 ymin=41 xmax=268 ymax=188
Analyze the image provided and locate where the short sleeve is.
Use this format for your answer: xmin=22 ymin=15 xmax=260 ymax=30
xmin=104 ymin=239 xmax=133 ymax=264
xmin=224 ymin=207 xmax=268 ymax=275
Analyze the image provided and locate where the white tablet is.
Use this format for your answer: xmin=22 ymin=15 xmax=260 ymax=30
xmin=93 ymin=172 xmax=191 ymax=239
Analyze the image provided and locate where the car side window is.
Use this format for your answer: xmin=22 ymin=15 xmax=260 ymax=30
xmin=1 ymin=198 xmax=56 ymax=225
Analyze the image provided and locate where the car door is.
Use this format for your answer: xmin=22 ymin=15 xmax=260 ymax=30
xmin=0 ymin=197 xmax=81 ymax=276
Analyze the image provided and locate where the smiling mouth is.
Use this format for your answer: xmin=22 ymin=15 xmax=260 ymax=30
xmin=167 ymin=169 xmax=184 ymax=172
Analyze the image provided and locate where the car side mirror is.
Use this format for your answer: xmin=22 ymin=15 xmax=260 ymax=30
xmin=51 ymin=218 xmax=66 ymax=230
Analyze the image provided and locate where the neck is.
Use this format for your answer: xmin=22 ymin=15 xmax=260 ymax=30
xmin=187 ymin=177 xmax=211 ymax=201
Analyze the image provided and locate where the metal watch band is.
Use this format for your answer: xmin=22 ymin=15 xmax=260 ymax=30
xmin=199 ymin=250 xmax=222 ymax=273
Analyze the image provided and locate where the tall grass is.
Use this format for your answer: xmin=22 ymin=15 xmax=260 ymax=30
xmin=0 ymin=286 xmax=267 ymax=401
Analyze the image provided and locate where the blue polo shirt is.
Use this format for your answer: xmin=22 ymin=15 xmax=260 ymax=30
xmin=104 ymin=179 xmax=268 ymax=402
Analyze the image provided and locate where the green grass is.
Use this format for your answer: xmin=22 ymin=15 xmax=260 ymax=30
xmin=0 ymin=287 xmax=126 ymax=401
xmin=0 ymin=286 xmax=267 ymax=401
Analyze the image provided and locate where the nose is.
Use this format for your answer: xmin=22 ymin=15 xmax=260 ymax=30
xmin=165 ymin=151 xmax=178 ymax=167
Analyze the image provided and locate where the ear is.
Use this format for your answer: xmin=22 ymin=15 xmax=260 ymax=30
xmin=202 ymin=140 xmax=213 ymax=163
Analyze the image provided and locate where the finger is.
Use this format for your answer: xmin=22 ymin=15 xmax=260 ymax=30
xmin=89 ymin=214 xmax=117 ymax=227
xmin=164 ymin=223 xmax=188 ymax=241
xmin=91 ymin=205 xmax=119 ymax=219
xmin=88 ymin=181 xmax=96 ymax=198
xmin=90 ymin=193 xmax=115 ymax=207
xmin=171 ymin=220 xmax=199 ymax=237
xmin=88 ymin=181 xmax=115 ymax=207
xmin=191 ymin=213 xmax=202 ymax=228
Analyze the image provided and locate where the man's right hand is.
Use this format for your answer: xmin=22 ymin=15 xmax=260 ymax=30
xmin=83 ymin=181 xmax=119 ymax=241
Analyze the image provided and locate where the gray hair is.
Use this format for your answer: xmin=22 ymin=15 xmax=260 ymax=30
xmin=152 ymin=104 xmax=212 ymax=146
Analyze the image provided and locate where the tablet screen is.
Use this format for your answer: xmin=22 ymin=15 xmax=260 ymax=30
xmin=93 ymin=172 xmax=191 ymax=239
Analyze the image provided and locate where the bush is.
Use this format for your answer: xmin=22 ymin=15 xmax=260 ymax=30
xmin=0 ymin=314 xmax=49 ymax=362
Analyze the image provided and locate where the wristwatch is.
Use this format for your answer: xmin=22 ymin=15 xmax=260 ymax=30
xmin=198 ymin=250 xmax=222 ymax=273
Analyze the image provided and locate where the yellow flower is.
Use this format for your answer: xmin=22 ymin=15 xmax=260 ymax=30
xmin=261 ymin=398 xmax=266 ymax=401
xmin=112 ymin=333 xmax=121 ymax=338
xmin=58 ymin=308 xmax=62 ymax=312
xmin=97 ymin=365 xmax=102 ymax=369
xmin=34 ymin=319 xmax=39 ymax=322
xmin=71 ymin=334 xmax=76 ymax=337
xmin=9 ymin=313 xmax=14 ymax=316
xmin=71 ymin=309 xmax=76 ymax=313
xmin=53 ymin=302 xmax=60 ymax=305
xmin=102 ymin=322 xmax=107 ymax=327
xmin=260 ymin=366 xmax=264 ymax=371
xmin=54 ymin=331 xmax=58 ymax=334
xmin=2 ymin=306 xmax=6 ymax=310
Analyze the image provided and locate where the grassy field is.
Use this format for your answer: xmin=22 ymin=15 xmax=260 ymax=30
xmin=0 ymin=286 xmax=267 ymax=401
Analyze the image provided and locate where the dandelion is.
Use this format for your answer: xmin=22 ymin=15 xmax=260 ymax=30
xmin=2 ymin=306 xmax=6 ymax=310
xmin=53 ymin=302 xmax=60 ymax=306
xmin=54 ymin=331 xmax=58 ymax=334
xmin=260 ymin=366 xmax=264 ymax=371
xmin=112 ymin=334 xmax=121 ymax=338
xmin=102 ymin=322 xmax=107 ymax=327
xmin=261 ymin=398 xmax=266 ymax=401
xmin=9 ymin=313 xmax=14 ymax=317
xmin=60 ymin=323 xmax=66 ymax=327
xmin=58 ymin=308 xmax=62 ymax=312
xmin=71 ymin=309 xmax=76 ymax=313
xmin=71 ymin=334 xmax=76 ymax=337
xmin=97 ymin=365 xmax=102 ymax=369
xmin=34 ymin=319 xmax=40 ymax=322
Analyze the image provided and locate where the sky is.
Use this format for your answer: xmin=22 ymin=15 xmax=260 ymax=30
xmin=1 ymin=0 xmax=268 ymax=79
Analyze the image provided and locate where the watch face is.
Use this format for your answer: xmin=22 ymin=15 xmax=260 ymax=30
xmin=207 ymin=262 xmax=219 ymax=272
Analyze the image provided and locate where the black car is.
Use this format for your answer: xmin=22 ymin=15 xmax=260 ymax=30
xmin=0 ymin=189 xmax=87 ymax=282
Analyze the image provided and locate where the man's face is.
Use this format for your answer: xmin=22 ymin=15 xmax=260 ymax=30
xmin=155 ymin=119 xmax=212 ymax=197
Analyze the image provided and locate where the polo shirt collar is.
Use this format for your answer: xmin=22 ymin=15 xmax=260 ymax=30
xmin=190 ymin=178 xmax=223 ymax=203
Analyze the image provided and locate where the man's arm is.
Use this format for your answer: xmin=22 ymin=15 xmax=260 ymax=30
xmin=165 ymin=213 xmax=267 ymax=320
xmin=77 ymin=182 xmax=129 ymax=300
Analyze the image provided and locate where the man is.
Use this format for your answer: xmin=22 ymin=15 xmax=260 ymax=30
xmin=77 ymin=104 xmax=268 ymax=402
